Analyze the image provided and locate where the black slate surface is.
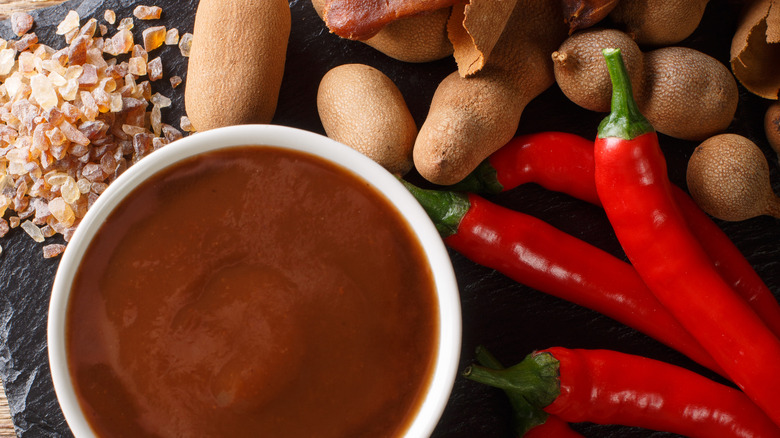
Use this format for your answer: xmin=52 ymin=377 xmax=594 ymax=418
xmin=0 ymin=0 xmax=778 ymax=437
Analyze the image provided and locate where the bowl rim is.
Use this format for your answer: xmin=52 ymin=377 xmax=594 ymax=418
xmin=47 ymin=124 xmax=462 ymax=438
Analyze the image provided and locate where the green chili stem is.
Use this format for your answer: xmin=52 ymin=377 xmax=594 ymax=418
xmin=463 ymin=350 xmax=562 ymax=435
xmin=399 ymin=179 xmax=470 ymax=238
xmin=598 ymin=48 xmax=654 ymax=140
xmin=446 ymin=160 xmax=504 ymax=194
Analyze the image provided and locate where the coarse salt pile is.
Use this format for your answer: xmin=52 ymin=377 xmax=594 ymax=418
xmin=0 ymin=7 xmax=195 ymax=258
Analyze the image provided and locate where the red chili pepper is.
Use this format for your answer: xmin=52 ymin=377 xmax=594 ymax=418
xmin=400 ymin=181 xmax=724 ymax=376
xmin=594 ymin=48 xmax=780 ymax=426
xmin=453 ymin=132 xmax=780 ymax=339
xmin=474 ymin=346 xmax=583 ymax=437
xmin=463 ymin=347 xmax=780 ymax=437
xmin=523 ymin=415 xmax=582 ymax=438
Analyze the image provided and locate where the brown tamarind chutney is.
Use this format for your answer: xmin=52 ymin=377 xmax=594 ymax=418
xmin=65 ymin=146 xmax=439 ymax=437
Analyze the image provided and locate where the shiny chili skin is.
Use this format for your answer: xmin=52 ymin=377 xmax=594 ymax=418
xmin=594 ymin=48 xmax=780 ymax=426
xmin=541 ymin=347 xmax=780 ymax=437
xmin=446 ymin=193 xmax=722 ymax=375
xmin=523 ymin=415 xmax=582 ymax=438
xmin=473 ymin=131 xmax=780 ymax=339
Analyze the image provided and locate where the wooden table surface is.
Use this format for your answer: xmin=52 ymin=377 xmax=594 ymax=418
xmin=1 ymin=2 xmax=68 ymax=435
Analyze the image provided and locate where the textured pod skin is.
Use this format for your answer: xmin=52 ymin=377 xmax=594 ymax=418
xmin=552 ymin=28 xmax=645 ymax=112
xmin=317 ymin=64 xmax=417 ymax=175
xmin=610 ymin=0 xmax=710 ymax=46
xmin=310 ymin=0 xmax=453 ymax=63
xmin=687 ymin=134 xmax=778 ymax=221
xmin=363 ymin=8 xmax=453 ymax=63
xmin=413 ymin=0 xmax=567 ymax=185
xmin=642 ymin=47 xmax=738 ymax=141
xmin=185 ymin=0 xmax=291 ymax=131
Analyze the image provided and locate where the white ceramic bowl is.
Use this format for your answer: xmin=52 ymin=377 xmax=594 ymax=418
xmin=48 ymin=124 xmax=461 ymax=438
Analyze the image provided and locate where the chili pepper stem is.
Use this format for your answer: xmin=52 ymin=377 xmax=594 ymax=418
xmin=475 ymin=345 xmax=504 ymax=369
xmin=464 ymin=351 xmax=561 ymax=410
xmin=473 ymin=346 xmax=550 ymax=436
xmin=597 ymin=48 xmax=654 ymax=141
xmin=399 ymin=178 xmax=470 ymax=238
xmin=446 ymin=160 xmax=504 ymax=194
xmin=464 ymin=349 xmax=561 ymax=436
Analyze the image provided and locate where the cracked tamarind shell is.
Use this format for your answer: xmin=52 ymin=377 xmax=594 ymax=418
xmin=731 ymin=0 xmax=780 ymax=99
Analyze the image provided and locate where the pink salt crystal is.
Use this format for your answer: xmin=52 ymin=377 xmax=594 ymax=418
xmin=61 ymin=177 xmax=80 ymax=204
xmin=18 ymin=52 xmax=36 ymax=73
xmin=59 ymin=120 xmax=90 ymax=145
xmin=178 ymin=33 xmax=192 ymax=57
xmin=151 ymin=105 xmax=162 ymax=136
xmin=99 ymin=152 xmax=117 ymax=175
xmin=81 ymin=163 xmax=105 ymax=182
xmin=109 ymin=29 xmax=133 ymax=55
xmin=30 ymin=74 xmax=58 ymax=110
xmin=137 ymin=81 xmax=152 ymax=101
xmin=78 ymin=90 xmax=99 ymax=121
xmin=52 ymin=48 xmax=68 ymax=66
xmin=123 ymin=102 xmax=147 ymax=129
xmin=132 ymin=44 xmax=148 ymax=61
xmin=78 ymin=120 xmax=108 ymax=140
xmin=133 ymin=5 xmax=163 ymax=20
xmin=165 ymin=28 xmax=179 ymax=45
xmin=33 ymin=198 xmax=51 ymax=224
xmin=0 ymin=218 xmax=9 ymax=238
xmin=86 ymin=47 xmax=108 ymax=69
xmin=43 ymin=243 xmax=67 ymax=258
xmin=0 ymin=48 xmax=16 ymax=75
xmin=61 ymin=102 xmax=80 ymax=122
xmin=49 ymin=143 xmax=68 ymax=160
xmin=67 ymin=34 xmax=89 ymax=65
xmin=56 ymin=11 xmax=80 ymax=35
xmin=90 ymin=182 xmax=108 ymax=194
xmin=32 ymin=123 xmax=51 ymax=152
xmin=40 ymin=225 xmax=56 ymax=238
xmin=118 ymin=17 xmax=134 ymax=31
xmin=46 ymin=127 xmax=67 ymax=146
xmin=105 ymin=62 xmax=128 ymax=79
xmin=48 ymin=197 xmax=75 ymax=227
xmin=132 ymin=132 xmax=154 ymax=160
xmin=104 ymin=10 xmax=116 ymax=25
xmin=152 ymin=136 xmax=165 ymax=151
xmin=162 ymin=124 xmax=183 ymax=143
xmin=39 ymin=150 xmax=54 ymax=169
xmin=11 ymin=12 xmax=34 ymax=37
xmin=109 ymin=93 xmax=123 ymax=112
xmin=21 ymin=220 xmax=45 ymax=242
xmin=122 ymin=124 xmax=146 ymax=136
xmin=78 ymin=63 xmax=99 ymax=86
xmin=128 ymin=56 xmax=147 ymax=76
xmin=92 ymin=87 xmax=111 ymax=112
xmin=142 ymin=26 xmax=166 ymax=52
xmin=16 ymin=203 xmax=34 ymax=221
xmin=180 ymin=115 xmax=193 ymax=132
xmin=76 ymin=178 xmax=91 ymax=194
xmin=77 ymin=18 xmax=97 ymax=39
xmin=14 ymin=32 xmax=38 ymax=52
xmin=68 ymin=143 xmax=89 ymax=158
xmin=59 ymin=79 xmax=79 ymax=101
xmin=147 ymin=57 xmax=163 ymax=81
